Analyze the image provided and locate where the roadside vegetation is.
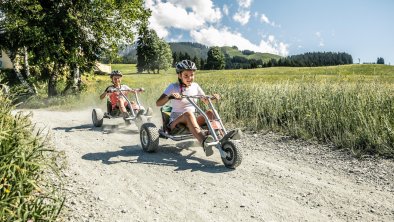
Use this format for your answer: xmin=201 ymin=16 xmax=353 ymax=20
xmin=0 ymin=95 xmax=64 ymax=221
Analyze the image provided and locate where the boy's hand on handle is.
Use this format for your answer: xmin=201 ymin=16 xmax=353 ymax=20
xmin=130 ymin=88 xmax=144 ymax=94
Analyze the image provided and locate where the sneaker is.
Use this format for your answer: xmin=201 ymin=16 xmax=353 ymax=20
xmin=122 ymin=112 xmax=130 ymax=120
xmin=136 ymin=109 xmax=145 ymax=117
xmin=202 ymin=135 xmax=214 ymax=156
xmin=201 ymin=129 xmax=210 ymax=137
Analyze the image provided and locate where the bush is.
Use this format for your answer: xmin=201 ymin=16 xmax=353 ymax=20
xmin=0 ymin=95 xmax=64 ymax=221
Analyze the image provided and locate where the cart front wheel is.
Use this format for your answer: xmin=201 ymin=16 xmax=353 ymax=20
xmin=92 ymin=109 xmax=104 ymax=127
xmin=221 ymin=140 xmax=243 ymax=169
xmin=140 ymin=122 xmax=159 ymax=152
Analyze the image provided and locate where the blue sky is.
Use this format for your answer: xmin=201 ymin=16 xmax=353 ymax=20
xmin=145 ymin=0 xmax=394 ymax=65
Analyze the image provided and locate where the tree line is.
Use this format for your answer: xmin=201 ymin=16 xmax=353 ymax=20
xmin=266 ymin=52 xmax=353 ymax=67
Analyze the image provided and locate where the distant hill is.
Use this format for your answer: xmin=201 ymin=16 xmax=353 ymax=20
xmin=220 ymin=46 xmax=282 ymax=63
xmin=117 ymin=42 xmax=281 ymax=64
xmin=170 ymin=42 xmax=281 ymax=62
xmin=169 ymin=42 xmax=210 ymax=60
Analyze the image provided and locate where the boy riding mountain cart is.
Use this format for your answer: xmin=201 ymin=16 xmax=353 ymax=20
xmin=100 ymin=70 xmax=152 ymax=119
xmin=91 ymin=70 xmax=152 ymax=128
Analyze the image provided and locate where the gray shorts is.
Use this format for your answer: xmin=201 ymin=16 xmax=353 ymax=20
xmin=169 ymin=112 xmax=184 ymax=126
xmin=168 ymin=112 xmax=198 ymax=127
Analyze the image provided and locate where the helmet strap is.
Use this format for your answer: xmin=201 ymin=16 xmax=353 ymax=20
xmin=178 ymin=77 xmax=186 ymax=86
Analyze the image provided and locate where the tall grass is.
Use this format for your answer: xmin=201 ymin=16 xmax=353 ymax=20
xmin=0 ymin=95 xmax=63 ymax=221
xmin=204 ymin=80 xmax=394 ymax=157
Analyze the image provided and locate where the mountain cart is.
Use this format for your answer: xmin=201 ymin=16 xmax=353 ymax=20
xmin=139 ymin=95 xmax=243 ymax=169
xmin=92 ymin=88 xmax=152 ymax=129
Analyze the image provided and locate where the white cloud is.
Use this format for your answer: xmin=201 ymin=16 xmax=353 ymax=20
xmin=145 ymin=0 xmax=289 ymax=56
xmin=223 ymin=4 xmax=229 ymax=16
xmin=145 ymin=0 xmax=222 ymax=38
xmin=237 ymin=0 xmax=253 ymax=8
xmin=190 ymin=26 xmax=288 ymax=56
xmin=260 ymin=13 xmax=278 ymax=27
xmin=233 ymin=10 xmax=251 ymax=25
xmin=315 ymin=31 xmax=325 ymax=47
xmin=260 ymin=14 xmax=270 ymax=24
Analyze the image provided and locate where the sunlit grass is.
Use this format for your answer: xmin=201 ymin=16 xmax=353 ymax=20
xmin=0 ymin=95 xmax=63 ymax=221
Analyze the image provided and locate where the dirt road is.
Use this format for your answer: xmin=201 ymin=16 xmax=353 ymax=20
xmin=27 ymin=109 xmax=394 ymax=222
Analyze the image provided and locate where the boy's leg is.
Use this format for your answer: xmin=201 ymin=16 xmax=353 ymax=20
xmin=117 ymin=98 xmax=128 ymax=113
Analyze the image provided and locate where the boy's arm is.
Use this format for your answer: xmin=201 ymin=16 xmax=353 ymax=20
xmin=100 ymin=86 xmax=112 ymax=100
xmin=100 ymin=91 xmax=107 ymax=100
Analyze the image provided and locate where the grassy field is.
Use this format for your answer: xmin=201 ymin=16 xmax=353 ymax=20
xmin=26 ymin=63 xmax=394 ymax=157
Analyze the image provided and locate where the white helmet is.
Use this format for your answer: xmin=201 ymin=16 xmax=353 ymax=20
xmin=176 ymin=60 xmax=197 ymax=74
xmin=110 ymin=70 xmax=122 ymax=78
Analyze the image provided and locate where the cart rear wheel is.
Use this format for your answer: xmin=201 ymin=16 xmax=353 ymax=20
xmin=92 ymin=109 xmax=104 ymax=127
xmin=140 ymin=122 xmax=159 ymax=152
xmin=221 ymin=140 xmax=243 ymax=169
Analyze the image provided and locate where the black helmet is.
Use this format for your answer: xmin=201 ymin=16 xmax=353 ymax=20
xmin=176 ymin=60 xmax=197 ymax=74
xmin=110 ymin=70 xmax=122 ymax=78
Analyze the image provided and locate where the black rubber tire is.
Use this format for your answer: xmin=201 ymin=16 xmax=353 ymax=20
xmin=140 ymin=122 xmax=159 ymax=152
xmin=221 ymin=140 xmax=243 ymax=169
xmin=92 ymin=108 xmax=104 ymax=127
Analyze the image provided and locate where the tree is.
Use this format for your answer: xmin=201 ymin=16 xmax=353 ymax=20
xmin=137 ymin=27 xmax=158 ymax=73
xmin=205 ymin=46 xmax=225 ymax=70
xmin=137 ymin=28 xmax=172 ymax=73
xmin=152 ymin=39 xmax=172 ymax=74
xmin=0 ymin=0 xmax=149 ymax=96
xmin=172 ymin=52 xmax=179 ymax=67
xmin=377 ymin=57 xmax=385 ymax=64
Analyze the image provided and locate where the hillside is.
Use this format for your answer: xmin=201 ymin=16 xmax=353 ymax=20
xmin=220 ymin=46 xmax=282 ymax=63
xmin=118 ymin=42 xmax=281 ymax=64
xmin=169 ymin=42 xmax=210 ymax=60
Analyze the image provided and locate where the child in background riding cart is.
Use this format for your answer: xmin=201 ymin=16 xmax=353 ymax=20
xmin=100 ymin=70 xmax=149 ymax=119
xmin=156 ymin=60 xmax=220 ymax=156
xmin=92 ymin=70 xmax=152 ymax=128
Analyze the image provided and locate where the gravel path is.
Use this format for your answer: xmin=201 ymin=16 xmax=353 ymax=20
xmin=26 ymin=108 xmax=394 ymax=222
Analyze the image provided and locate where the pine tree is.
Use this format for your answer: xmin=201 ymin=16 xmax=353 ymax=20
xmin=377 ymin=57 xmax=385 ymax=64
xmin=206 ymin=47 xmax=225 ymax=70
